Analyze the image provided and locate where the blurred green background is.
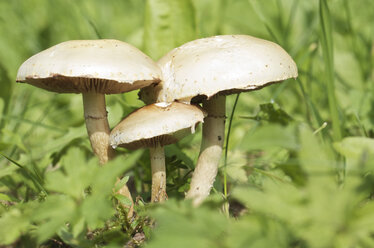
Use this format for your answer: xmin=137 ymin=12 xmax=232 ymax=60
xmin=0 ymin=0 xmax=374 ymax=247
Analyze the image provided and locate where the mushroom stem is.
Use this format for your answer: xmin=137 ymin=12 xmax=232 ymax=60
xmin=149 ymin=145 xmax=167 ymax=202
xmin=82 ymin=92 xmax=115 ymax=164
xmin=186 ymin=95 xmax=226 ymax=205
xmin=82 ymin=92 xmax=134 ymax=211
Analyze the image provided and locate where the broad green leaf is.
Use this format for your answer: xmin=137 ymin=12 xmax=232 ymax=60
xmin=45 ymin=148 xmax=97 ymax=199
xmin=0 ymin=208 xmax=30 ymax=245
xmin=298 ymin=125 xmax=335 ymax=179
xmin=334 ymin=137 xmax=374 ymax=160
xmin=146 ymin=200 xmax=227 ymax=248
xmin=81 ymin=194 xmax=114 ymax=230
xmin=144 ymin=0 xmax=196 ymax=60
xmin=333 ymin=137 xmax=374 ymax=173
xmin=80 ymin=150 xmax=143 ymax=229
xmin=225 ymin=215 xmax=290 ymax=248
xmin=232 ymin=182 xmax=304 ymax=224
xmin=33 ymin=195 xmax=77 ymax=243
xmin=226 ymin=164 xmax=247 ymax=183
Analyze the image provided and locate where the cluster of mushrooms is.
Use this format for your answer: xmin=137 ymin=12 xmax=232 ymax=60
xmin=16 ymin=35 xmax=297 ymax=207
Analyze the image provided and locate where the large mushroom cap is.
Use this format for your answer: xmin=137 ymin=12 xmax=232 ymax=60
xmin=110 ymin=102 xmax=206 ymax=150
xmin=16 ymin=39 xmax=161 ymax=94
xmin=140 ymin=35 xmax=298 ymax=103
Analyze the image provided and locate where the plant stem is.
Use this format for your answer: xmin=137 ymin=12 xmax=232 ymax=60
xmin=223 ymin=93 xmax=240 ymax=216
xmin=82 ymin=92 xmax=114 ymax=164
xmin=150 ymin=145 xmax=167 ymax=202
xmin=82 ymin=92 xmax=133 ymax=209
xmin=319 ymin=0 xmax=342 ymax=142
xmin=186 ymin=95 xmax=226 ymax=205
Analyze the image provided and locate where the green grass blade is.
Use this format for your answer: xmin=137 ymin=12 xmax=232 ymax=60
xmin=86 ymin=19 xmax=102 ymax=39
xmin=223 ymin=93 xmax=240 ymax=217
xmin=143 ymin=0 xmax=196 ymax=60
xmin=0 ymin=152 xmax=47 ymax=194
xmin=0 ymin=62 xmax=12 ymax=130
xmin=319 ymin=0 xmax=342 ymax=141
xmin=0 ymin=115 xmax=65 ymax=133
xmin=248 ymin=0 xmax=279 ymax=43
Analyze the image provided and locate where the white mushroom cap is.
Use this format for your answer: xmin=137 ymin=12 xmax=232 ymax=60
xmin=140 ymin=35 xmax=298 ymax=103
xmin=16 ymin=39 xmax=161 ymax=94
xmin=110 ymin=102 xmax=206 ymax=150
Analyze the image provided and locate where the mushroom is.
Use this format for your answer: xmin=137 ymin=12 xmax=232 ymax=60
xmin=139 ymin=35 xmax=298 ymax=205
xmin=16 ymin=39 xmax=161 ymax=208
xmin=110 ymin=102 xmax=206 ymax=203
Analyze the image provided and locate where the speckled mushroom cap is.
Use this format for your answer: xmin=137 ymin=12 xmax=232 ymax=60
xmin=140 ymin=35 xmax=297 ymax=103
xmin=16 ymin=39 xmax=161 ymax=94
xmin=110 ymin=102 xmax=206 ymax=150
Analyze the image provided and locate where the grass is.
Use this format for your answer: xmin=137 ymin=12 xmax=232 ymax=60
xmin=0 ymin=0 xmax=373 ymax=247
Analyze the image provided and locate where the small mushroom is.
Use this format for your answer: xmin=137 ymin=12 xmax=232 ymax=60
xmin=16 ymin=39 xmax=161 ymax=210
xmin=140 ymin=35 xmax=298 ymax=205
xmin=110 ymin=102 xmax=206 ymax=203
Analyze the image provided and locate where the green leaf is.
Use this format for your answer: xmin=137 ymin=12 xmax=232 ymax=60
xmin=165 ymin=144 xmax=194 ymax=169
xmin=0 ymin=193 xmax=13 ymax=202
xmin=81 ymin=194 xmax=114 ymax=230
xmin=334 ymin=137 xmax=374 ymax=160
xmin=0 ymin=140 xmax=10 ymax=152
xmin=298 ymin=125 xmax=334 ymax=177
xmin=225 ymin=215 xmax=290 ymax=248
xmin=45 ymin=148 xmax=97 ymax=199
xmin=240 ymin=124 xmax=298 ymax=151
xmin=80 ymin=150 xmax=143 ymax=229
xmin=0 ymin=162 xmax=18 ymax=178
xmin=144 ymin=0 xmax=196 ymax=60
xmin=277 ymin=159 xmax=307 ymax=186
xmin=114 ymin=176 xmax=129 ymax=192
xmin=333 ymin=137 xmax=374 ymax=173
xmin=242 ymin=103 xmax=293 ymax=126
xmin=146 ymin=200 xmax=227 ymax=248
xmin=114 ymin=193 xmax=132 ymax=207
xmin=0 ymin=207 xmax=31 ymax=245
xmin=33 ymin=195 xmax=77 ymax=243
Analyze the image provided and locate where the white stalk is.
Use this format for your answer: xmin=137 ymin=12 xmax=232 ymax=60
xmin=186 ymin=95 xmax=226 ymax=205
xmin=82 ymin=92 xmax=133 ymax=212
xmin=82 ymin=92 xmax=114 ymax=164
xmin=149 ymin=145 xmax=167 ymax=202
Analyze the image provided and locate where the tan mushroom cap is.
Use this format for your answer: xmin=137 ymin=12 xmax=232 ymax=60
xmin=110 ymin=102 xmax=206 ymax=150
xmin=16 ymin=39 xmax=161 ymax=94
xmin=140 ymin=35 xmax=298 ymax=103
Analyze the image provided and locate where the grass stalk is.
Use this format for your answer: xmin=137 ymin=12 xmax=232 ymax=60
xmin=319 ymin=0 xmax=342 ymax=142
xmin=223 ymin=93 xmax=240 ymax=217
